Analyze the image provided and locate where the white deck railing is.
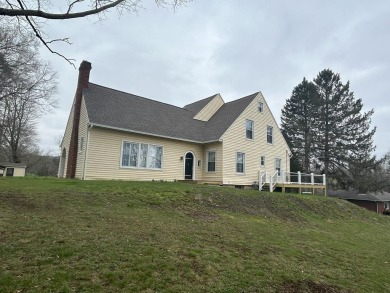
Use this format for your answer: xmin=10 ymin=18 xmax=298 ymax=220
xmin=282 ymin=171 xmax=326 ymax=186
xmin=258 ymin=171 xmax=326 ymax=192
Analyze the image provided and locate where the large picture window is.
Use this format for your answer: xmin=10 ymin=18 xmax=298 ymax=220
xmin=122 ymin=141 xmax=163 ymax=169
xmin=267 ymin=125 xmax=273 ymax=144
xmin=246 ymin=120 xmax=254 ymax=140
xmin=207 ymin=151 xmax=216 ymax=172
xmin=236 ymin=152 xmax=245 ymax=173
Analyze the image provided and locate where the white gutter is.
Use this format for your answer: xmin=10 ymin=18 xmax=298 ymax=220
xmin=89 ymin=123 xmax=220 ymax=144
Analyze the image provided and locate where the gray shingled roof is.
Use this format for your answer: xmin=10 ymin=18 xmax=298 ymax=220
xmin=203 ymin=92 xmax=259 ymax=142
xmin=328 ymin=190 xmax=390 ymax=202
xmin=83 ymin=83 xmax=258 ymax=143
xmin=0 ymin=162 xmax=26 ymax=168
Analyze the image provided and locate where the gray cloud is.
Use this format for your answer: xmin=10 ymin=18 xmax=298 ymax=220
xmin=37 ymin=0 xmax=390 ymax=157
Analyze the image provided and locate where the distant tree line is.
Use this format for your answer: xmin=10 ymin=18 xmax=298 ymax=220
xmin=0 ymin=21 xmax=58 ymax=175
xmin=281 ymin=69 xmax=389 ymax=193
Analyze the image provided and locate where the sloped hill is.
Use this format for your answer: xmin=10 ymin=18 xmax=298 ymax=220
xmin=1 ymin=178 xmax=389 ymax=292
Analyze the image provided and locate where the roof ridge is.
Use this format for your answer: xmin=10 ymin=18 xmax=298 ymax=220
xmin=224 ymin=92 xmax=260 ymax=104
xmin=183 ymin=93 xmax=220 ymax=108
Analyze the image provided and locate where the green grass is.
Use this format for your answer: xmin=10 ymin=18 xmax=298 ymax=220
xmin=1 ymin=177 xmax=389 ymax=292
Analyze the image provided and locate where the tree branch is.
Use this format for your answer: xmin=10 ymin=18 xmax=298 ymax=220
xmin=1 ymin=0 xmax=127 ymax=19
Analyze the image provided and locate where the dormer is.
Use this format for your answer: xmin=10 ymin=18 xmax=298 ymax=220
xmin=184 ymin=94 xmax=224 ymax=122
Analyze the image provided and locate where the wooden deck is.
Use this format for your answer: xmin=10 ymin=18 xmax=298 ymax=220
xmin=268 ymin=182 xmax=326 ymax=195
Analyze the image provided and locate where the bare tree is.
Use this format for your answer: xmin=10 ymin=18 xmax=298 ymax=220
xmin=0 ymin=0 xmax=191 ymax=66
xmin=0 ymin=23 xmax=57 ymax=163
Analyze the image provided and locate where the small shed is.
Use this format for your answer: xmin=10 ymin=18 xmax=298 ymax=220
xmin=0 ymin=162 xmax=27 ymax=177
xmin=328 ymin=190 xmax=390 ymax=214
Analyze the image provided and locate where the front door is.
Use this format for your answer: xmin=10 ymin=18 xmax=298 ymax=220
xmin=185 ymin=153 xmax=194 ymax=180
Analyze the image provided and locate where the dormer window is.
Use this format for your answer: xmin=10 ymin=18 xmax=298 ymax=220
xmin=258 ymin=102 xmax=264 ymax=112
xmin=246 ymin=120 xmax=254 ymax=140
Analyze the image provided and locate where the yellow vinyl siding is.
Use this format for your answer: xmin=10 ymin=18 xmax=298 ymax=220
xmin=221 ymin=93 xmax=290 ymax=185
xmin=75 ymin=97 xmax=89 ymax=179
xmin=58 ymin=102 xmax=75 ymax=178
xmin=194 ymin=94 xmax=224 ymax=121
xmin=202 ymin=142 xmax=223 ymax=182
xmin=84 ymin=127 xmax=203 ymax=181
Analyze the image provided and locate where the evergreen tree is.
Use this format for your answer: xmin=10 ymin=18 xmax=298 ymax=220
xmin=282 ymin=69 xmax=377 ymax=191
xmin=281 ymin=78 xmax=319 ymax=172
xmin=313 ymin=69 xmax=376 ymax=185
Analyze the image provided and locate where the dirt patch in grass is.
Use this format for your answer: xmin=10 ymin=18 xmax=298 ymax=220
xmin=0 ymin=192 xmax=37 ymax=211
xmin=193 ymin=192 xmax=305 ymax=222
xmin=278 ymin=280 xmax=354 ymax=293
xmin=0 ymin=192 xmax=59 ymax=213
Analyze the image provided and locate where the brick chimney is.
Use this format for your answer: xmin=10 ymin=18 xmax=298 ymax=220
xmin=66 ymin=60 xmax=92 ymax=178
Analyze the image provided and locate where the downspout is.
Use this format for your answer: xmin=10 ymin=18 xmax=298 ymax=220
xmin=82 ymin=124 xmax=93 ymax=180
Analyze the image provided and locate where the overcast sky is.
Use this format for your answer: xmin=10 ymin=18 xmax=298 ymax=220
xmin=37 ymin=0 xmax=390 ymax=157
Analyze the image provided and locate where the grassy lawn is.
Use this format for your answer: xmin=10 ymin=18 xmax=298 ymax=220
xmin=1 ymin=178 xmax=389 ymax=292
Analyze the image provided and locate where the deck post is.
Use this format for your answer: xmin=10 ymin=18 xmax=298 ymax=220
xmin=258 ymin=171 xmax=261 ymax=191
xmin=323 ymin=174 xmax=326 ymax=186
xmin=298 ymin=171 xmax=301 ymax=185
xmin=270 ymin=175 xmax=273 ymax=193
xmin=311 ymin=173 xmax=314 ymax=185
xmin=281 ymin=170 xmax=285 ymax=183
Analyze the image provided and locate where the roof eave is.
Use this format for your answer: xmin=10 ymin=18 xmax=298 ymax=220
xmin=89 ymin=123 xmax=212 ymax=144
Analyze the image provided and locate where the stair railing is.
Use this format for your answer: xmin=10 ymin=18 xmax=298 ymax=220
xmin=258 ymin=171 xmax=267 ymax=191
xmin=269 ymin=171 xmax=278 ymax=193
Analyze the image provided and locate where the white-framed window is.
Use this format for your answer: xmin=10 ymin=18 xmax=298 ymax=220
xmin=267 ymin=125 xmax=273 ymax=144
xmin=207 ymin=151 xmax=216 ymax=172
xmin=236 ymin=152 xmax=245 ymax=173
xmin=121 ymin=141 xmax=163 ymax=169
xmin=385 ymin=202 xmax=390 ymax=210
xmin=246 ymin=120 xmax=254 ymax=140
xmin=260 ymin=156 xmax=265 ymax=167
xmin=258 ymin=102 xmax=264 ymax=112
xmin=79 ymin=137 xmax=84 ymax=152
xmin=275 ymin=158 xmax=281 ymax=175
xmin=148 ymin=145 xmax=163 ymax=169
